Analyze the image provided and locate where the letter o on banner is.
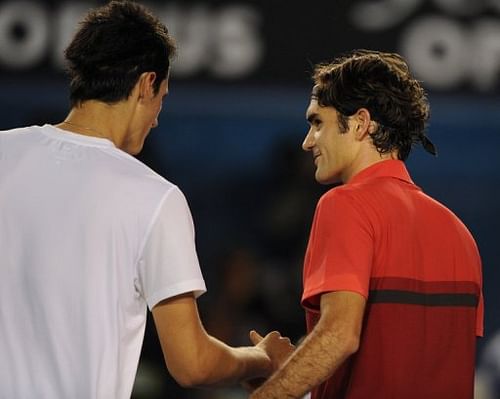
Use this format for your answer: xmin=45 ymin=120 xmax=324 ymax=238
xmin=400 ymin=16 xmax=467 ymax=89
xmin=433 ymin=0 xmax=485 ymax=16
xmin=491 ymin=0 xmax=500 ymax=14
xmin=0 ymin=1 xmax=49 ymax=68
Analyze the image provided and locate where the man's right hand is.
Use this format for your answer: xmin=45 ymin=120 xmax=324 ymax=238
xmin=241 ymin=330 xmax=295 ymax=392
xmin=250 ymin=330 xmax=295 ymax=371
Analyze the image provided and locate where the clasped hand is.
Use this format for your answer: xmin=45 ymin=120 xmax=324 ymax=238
xmin=242 ymin=330 xmax=295 ymax=392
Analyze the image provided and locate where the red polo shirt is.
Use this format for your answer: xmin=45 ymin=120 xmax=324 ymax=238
xmin=302 ymin=160 xmax=483 ymax=399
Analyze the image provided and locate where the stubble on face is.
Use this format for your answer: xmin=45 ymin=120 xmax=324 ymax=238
xmin=305 ymin=99 xmax=354 ymax=185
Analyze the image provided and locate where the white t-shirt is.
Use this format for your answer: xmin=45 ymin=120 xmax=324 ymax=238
xmin=0 ymin=125 xmax=206 ymax=398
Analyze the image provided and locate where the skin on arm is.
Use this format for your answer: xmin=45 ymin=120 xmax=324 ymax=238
xmin=152 ymin=292 xmax=294 ymax=388
xmin=250 ymin=290 xmax=366 ymax=399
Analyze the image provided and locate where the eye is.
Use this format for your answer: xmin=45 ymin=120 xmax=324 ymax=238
xmin=312 ymin=118 xmax=322 ymax=128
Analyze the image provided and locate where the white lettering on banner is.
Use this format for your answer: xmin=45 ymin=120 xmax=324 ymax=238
xmin=400 ymin=17 xmax=466 ymax=89
xmin=433 ymin=0 xmax=486 ymax=16
xmin=470 ymin=19 xmax=500 ymax=91
xmin=158 ymin=4 xmax=262 ymax=78
xmin=52 ymin=2 xmax=94 ymax=69
xmin=210 ymin=5 xmax=263 ymax=77
xmin=350 ymin=0 xmax=500 ymax=91
xmin=159 ymin=5 xmax=212 ymax=77
xmin=352 ymin=0 xmax=500 ymax=21
xmin=0 ymin=1 xmax=263 ymax=80
xmin=350 ymin=0 xmax=422 ymax=30
xmin=491 ymin=0 xmax=500 ymax=13
xmin=0 ymin=1 xmax=49 ymax=68
xmin=400 ymin=17 xmax=500 ymax=91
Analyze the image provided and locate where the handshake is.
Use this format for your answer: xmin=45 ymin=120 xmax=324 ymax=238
xmin=242 ymin=329 xmax=295 ymax=393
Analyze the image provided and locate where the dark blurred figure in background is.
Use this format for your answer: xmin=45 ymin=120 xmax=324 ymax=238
xmin=476 ymin=329 xmax=500 ymax=399
xmin=0 ymin=1 xmax=293 ymax=398
xmin=251 ymin=50 xmax=483 ymax=399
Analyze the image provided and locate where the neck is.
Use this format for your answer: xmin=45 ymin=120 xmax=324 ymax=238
xmin=56 ymin=101 xmax=133 ymax=148
xmin=343 ymin=150 xmax=398 ymax=183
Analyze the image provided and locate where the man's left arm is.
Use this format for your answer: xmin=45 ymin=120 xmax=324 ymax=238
xmin=249 ymin=290 xmax=366 ymax=399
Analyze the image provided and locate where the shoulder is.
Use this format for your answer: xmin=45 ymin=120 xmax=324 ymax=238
xmin=96 ymin=146 xmax=176 ymax=194
xmin=106 ymin=148 xmax=168 ymax=181
xmin=317 ymin=184 xmax=367 ymax=210
xmin=322 ymin=174 xmax=421 ymax=216
xmin=314 ymin=183 xmax=383 ymax=232
xmin=314 ymin=185 xmax=372 ymax=226
xmin=0 ymin=125 xmax=40 ymax=136
xmin=0 ymin=126 xmax=51 ymax=156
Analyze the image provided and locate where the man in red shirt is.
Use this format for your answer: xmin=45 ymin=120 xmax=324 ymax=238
xmin=250 ymin=50 xmax=483 ymax=399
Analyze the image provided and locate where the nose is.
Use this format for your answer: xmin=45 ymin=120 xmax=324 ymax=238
xmin=302 ymin=127 xmax=314 ymax=151
xmin=151 ymin=118 xmax=159 ymax=128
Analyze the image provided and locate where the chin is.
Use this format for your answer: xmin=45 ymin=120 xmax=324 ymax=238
xmin=123 ymin=142 xmax=143 ymax=156
xmin=131 ymin=144 xmax=144 ymax=155
xmin=315 ymin=172 xmax=341 ymax=185
xmin=124 ymin=136 xmax=147 ymax=155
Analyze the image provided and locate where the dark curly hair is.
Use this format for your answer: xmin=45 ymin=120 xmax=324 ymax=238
xmin=65 ymin=0 xmax=176 ymax=107
xmin=312 ymin=50 xmax=436 ymax=160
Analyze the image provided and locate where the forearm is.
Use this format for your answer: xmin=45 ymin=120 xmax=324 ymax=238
xmin=250 ymin=320 xmax=358 ymax=399
xmin=153 ymin=295 xmax=271 ymax=388
xmin=194 ymin=335 xmax=272 ymax=387
xmin=152 ymin=294 xmax=292 ymax=389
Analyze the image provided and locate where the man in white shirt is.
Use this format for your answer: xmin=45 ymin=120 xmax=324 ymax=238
xmin=0 ymin=1 xmax=293 ymax=398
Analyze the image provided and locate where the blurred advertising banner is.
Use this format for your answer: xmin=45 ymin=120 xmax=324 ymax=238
xmin=1 ymin=0 xmax=499 ymax=92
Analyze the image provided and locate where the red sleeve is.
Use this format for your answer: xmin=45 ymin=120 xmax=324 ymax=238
xmin=477 ymin=291 xmax=484 ymax=337
xmin=302 ymin=188 xmax=374 ymax=310
xmin=476 ymin=250 xmax=484 ymax=337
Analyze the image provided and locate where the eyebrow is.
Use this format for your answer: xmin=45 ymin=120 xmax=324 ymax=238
xmin=306 ymin=112 xmax=320 ymax=124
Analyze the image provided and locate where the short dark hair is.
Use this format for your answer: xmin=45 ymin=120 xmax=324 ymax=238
xmin=65 ymin=0 xmax=176 ymax=107
xmin=312 ymin=50 xmax=436 ymax=160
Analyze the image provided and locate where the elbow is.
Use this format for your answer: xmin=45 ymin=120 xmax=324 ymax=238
xmin=343 ymin=335 xmax=360 ymax=358
xmin=172 ymin=366 xmax=212 ymax=388
xmin=166 ymin=340 xmax=216 ymax=388
xmin=171 ymin=354 xmax=224 ymax=388
xmin=175 ymin=376 xmax=201 ymax=389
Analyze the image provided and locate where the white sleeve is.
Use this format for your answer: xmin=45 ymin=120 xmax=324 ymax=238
xmin=137 ymin=186 xmax=206 ymax=310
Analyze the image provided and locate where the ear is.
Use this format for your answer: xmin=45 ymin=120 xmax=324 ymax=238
xmin=352 ymin=108 xmax=375 ymax=141
xmin=136 ymin=72 xmax=157 ymax=102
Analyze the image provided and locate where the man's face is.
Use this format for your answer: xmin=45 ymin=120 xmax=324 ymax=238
xmin=126 ymin=78 xmax=169 ymax=155
xmin=303 ymin=98 xmax=358 ymax=184
xmin=147 ymin=78 xmax=169 ymax=132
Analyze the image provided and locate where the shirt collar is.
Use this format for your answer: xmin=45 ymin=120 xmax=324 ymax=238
xmin=347 ymin=159 xmax=414 ymax=186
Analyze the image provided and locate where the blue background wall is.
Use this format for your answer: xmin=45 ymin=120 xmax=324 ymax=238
xmin=2 ymin=80 xmax=498 ymax=398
